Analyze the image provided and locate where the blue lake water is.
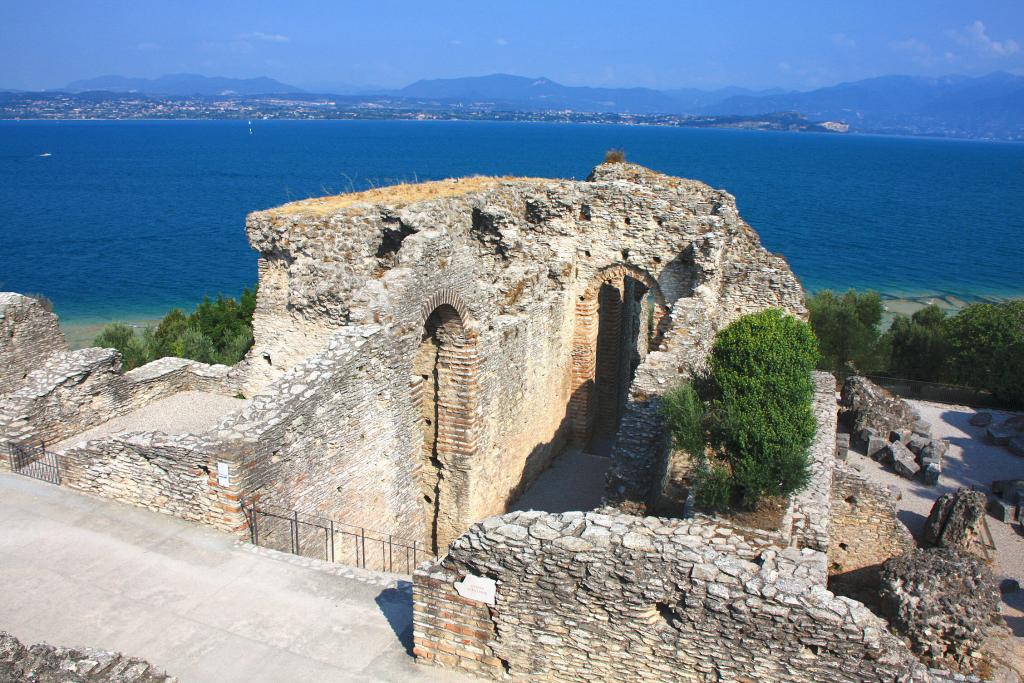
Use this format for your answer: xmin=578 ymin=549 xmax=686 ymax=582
xmin=1 ymin=120 xmax=1022 ymax=325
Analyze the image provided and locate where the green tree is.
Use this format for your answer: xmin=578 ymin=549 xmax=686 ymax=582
xmin=806 ymin=289 xmax=884 ymax=374
xmin=885 ymin=304 xmax=950 ymax=381
xmin=92 ymin=286 xmax=256 ymax=370
xmin=93 ymin=323 xmax=148 ymax=370
xmin=707 ymin=309 xmax=819 ymax=508
xmin=945 ymin=301 xmax=1024 ymax=407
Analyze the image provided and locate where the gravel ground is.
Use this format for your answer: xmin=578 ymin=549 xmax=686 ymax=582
xmin=52 ymin=390 xmax=246 ymax=451
xmin=847 ymin=399 xmax=1024 ymax=637
xmin=511 ymin=448 xmax=610 ymax=513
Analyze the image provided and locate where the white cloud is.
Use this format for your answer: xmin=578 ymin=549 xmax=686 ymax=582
xmin=949 ymin=20 xmax=1019 ymax=57
xmin=890 ymin=38 xmax=942 ymax=66
xmin=495 ymin=37 xmax=509 ymax=46
xmin=242 ymin=32 xmax=290 ymax=44
xmin=831 ymin=33 xmax=856 ymax=49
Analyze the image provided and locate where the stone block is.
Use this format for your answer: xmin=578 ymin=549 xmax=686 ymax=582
xmin=856 ymin=427 xmax=877 ymax=445
xmin=835 ymin=433 xmax=850 ymax=461
xmin=912 ymin=420 xmax=932 ymax=438
xmin=988 ymin=496 xmax=1015 ymax=523
xmin=907 ymin=435 xmax=930 ymax=455
xmin=970 ymin=412 xmax=993 ymax=427
xmin=923 ymin=463 xmax=941 ymax=486
xmin=868 ymin=436 xmax=890 ymax=461
xmin=890 ymin=442 xmax=920 ymax=479
xmin=1009 ymin=436 xmax=1024 ymax=458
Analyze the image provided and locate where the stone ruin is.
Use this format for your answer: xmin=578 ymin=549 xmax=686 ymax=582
xmin=0 ymin=631 xmax=175 ymax=682
xmin=0 ymin=163 xmax=998 ymax=682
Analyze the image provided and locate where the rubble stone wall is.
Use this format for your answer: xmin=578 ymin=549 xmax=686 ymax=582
xmin=0 ymin=350 xmax=239 ymax=452
xmin=412 ymin=509 xmax=930 ymax=682
xmin=0 ymin=631 xmax=176 ymax=683
xmin=0 ymin=293 xmax=67 ymax=394
xmin=58 ymin=432 xmax=245 ymax=532
xmin=828 ymin=465 xmax=914 ymax=576
xmin=225 ymin=163 xmax=804 ymax=548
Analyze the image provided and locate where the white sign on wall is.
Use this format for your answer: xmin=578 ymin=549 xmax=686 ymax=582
xmin=455 ymin=573 xmax=496 ymax=605
xmin=217 ymin=462 xmax=231 ymax=487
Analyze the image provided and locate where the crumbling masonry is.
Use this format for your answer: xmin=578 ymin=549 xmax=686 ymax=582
xmin=0 ymin=163 xmax=944 ymax=681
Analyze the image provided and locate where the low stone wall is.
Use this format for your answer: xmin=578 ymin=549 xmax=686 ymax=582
xmin=58 ymin=432 xmax=246 ymax=532
xmin=0 ymin=630 xmax=176 ymax=682
xmin=828 ymin=465 xmax=914 ymax=578
xmin=0 ymin=292 xmax=67 ymax=394
xmin=413 ymin=509 xmax=931 ymax=682
xmin=791 ymin=371 xmax=840 ymax=552
xmin=0 ymin=351 xmax=238 ymax=451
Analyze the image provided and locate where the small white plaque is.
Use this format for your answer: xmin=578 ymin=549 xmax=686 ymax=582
xmin=216 ymin=462 xmax=231 ymax=487
xmin=455 ymin=573 xmax=496 ymax=605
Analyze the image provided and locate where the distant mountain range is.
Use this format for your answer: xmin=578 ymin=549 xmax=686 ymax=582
xmin=30 ymin=70 xmax=1024 ymax=139
xmin=64 ymin=73 xmax=304 ymax=96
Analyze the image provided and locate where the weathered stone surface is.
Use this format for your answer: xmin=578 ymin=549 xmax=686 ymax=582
xmin=924 ymin=463 xmax=941 ymax=486
xmin=1009 ymin=436 xmax=1024 ymax=457
xmin=416 ymin=509 xmax=933 ymax=683
xmin=867 ymin=435 xmax=890 ymax=460
xmin=0 ymin=631 xmax=176 ymax=682
xmin=840 ymin=376 xmax=917 ymax=439
xmin=924 ymin=488 xmax=992 ymax=560
xmin=891 ymin=442 xmax=921 ymax=478
xmin=0 ymin=293 xmax=67 ymax=395
xmin=835 ymin=432 xmax=850 ymax=461
xmin=988 ymin=496 xmax=1015 ymax=523
xmin=970 ymin=412 xmax=993 ymax=427
xmin=880 ymin=548 xmax=1001 ymax=675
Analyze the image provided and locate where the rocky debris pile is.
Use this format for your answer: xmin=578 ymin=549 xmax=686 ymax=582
xmin=924 ymin=488 xmax=993 ymax=561
xmin=985 ymin=415 xmax=1024 ymax=457
xmin=841 ymin=375 xmax=920 ymax=440
xmin=0 ymin=631 xmax=175 ymax=682
xmin=880 ymin=548 xmax=1001 ymax=675
xmin=842 ymin=376 xmax=948 ymax=484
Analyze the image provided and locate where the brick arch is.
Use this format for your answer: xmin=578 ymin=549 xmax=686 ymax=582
xmin=411 ymin=293 xmax=481 ymax=555
xmin=417 ymin=287 xmax=474 ymax=330
xmin=569 ymin=264 xmax=670 ymax=448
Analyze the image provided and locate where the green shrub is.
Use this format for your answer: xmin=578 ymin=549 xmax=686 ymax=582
xmin=707 ymin=309 xmax=818 ymax=508
xmin=806 ymin=289 xmax=884 ymax=374
xmin=92 ymin=287 xmax=256 ymax=370
xmin=884 ymin=304 xmax=949 ymax=381
xmin=945 ymin=300 xmax=1024 ymax=407
xmin=693 ymin=460 xmax=732 ymax=511
xmin=661 ymin=381 xmax=705 ymax=458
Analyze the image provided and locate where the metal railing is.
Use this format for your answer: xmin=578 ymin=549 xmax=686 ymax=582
xmin=6 ymin=441 xmax=61 ymax=485
xmin=244 ymin=500 xmax=432 ymax=574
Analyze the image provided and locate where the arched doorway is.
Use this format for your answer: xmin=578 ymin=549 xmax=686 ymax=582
xmin=568 ymin=266 xmax=667 ymax=455
xmin=410 ymin=292 xmax=480 ymax=555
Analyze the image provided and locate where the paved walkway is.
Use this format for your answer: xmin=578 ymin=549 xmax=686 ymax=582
xmin=0 ymin=473 xmax=474 ymax=683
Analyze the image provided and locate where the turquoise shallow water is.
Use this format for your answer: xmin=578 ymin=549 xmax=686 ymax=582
xmin=0 ymin=120 xmax=1022 ymax=324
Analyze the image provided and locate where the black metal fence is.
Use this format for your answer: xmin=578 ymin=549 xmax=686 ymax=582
xmin=244 ymin=501 xmax=432 ymax=574
xmin=6 ymin=441 xmax=61 ymax=485
xmin=865 ymin=374 xmax=995 ymax=408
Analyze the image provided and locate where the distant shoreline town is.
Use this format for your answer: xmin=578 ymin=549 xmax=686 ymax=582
xmin=0 ymin=92 xmax=846 ymax=134
xmin=3 ymin=70 xmax=1023 ymax=141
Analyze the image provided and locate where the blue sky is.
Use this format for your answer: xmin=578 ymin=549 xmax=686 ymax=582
xmin=2 ymin=0 xmax=1023 ymax=91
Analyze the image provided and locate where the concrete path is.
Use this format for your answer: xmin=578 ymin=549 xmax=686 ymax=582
xmin=53 ymin=391 xmax=245 ymax=451
xmin=511 ymin=448 xmax=610 ymax=513
xmin=0 ymin=473 xmax=475 ymax=683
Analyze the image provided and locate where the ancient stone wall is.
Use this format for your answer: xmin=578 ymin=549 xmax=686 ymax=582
xmin=0 ymin=293 xmax=68 ymax=395
xmin=225 ymin=163 xmax=805 ymax=550
xmin=0 ymin=631 xmax=176 ymax=682
xmin=412 ymin=509 xmax=931 ymax=682
xmin=0 ymin=350 xmax=239 ymax=451
xmin=828 ymin=465 xmax=914 ymax=578
xmin=58 ymin=432 xmax=245 ymax=532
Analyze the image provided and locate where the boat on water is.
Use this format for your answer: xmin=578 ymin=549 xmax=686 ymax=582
xmin=39 ymin=152 xmax=51 ymax=157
